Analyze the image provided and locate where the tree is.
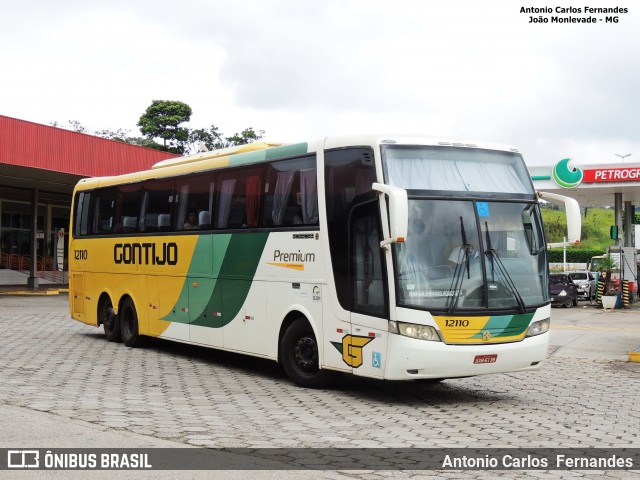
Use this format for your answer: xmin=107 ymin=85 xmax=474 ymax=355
xmin=184 ymin=125 xmax=265 ymax=153
xmin=119 ymin=136 xmax=164 ymax=150
xmin=51 ymin=101 xmax=265 ymax=155
xmin=137 ymin=100 xmax=192 ymax=153
xmin=187 ymin=125 xmax=225 ymax=152
xmin=225 ymin=127 xmax=265 ymax=147
xmin=93 ymin=128 xmax=133 ymax=143
xmin=50 ymin=120 xmax=89 ymax=133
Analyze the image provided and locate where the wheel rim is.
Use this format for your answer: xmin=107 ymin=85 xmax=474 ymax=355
xmin=293 ymin=335 xmax=319 ymax=374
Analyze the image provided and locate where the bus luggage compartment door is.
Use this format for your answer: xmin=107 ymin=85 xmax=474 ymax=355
xmin=71 ymin=273 xmax=87 ymax=322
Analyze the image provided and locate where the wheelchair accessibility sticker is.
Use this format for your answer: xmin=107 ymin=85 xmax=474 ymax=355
xmin=372 ymin=352 xmax=382 ymax=369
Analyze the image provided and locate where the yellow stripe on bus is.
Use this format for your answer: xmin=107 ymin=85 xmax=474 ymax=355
xmin=267 ymin=262 xmax=305 ymax=271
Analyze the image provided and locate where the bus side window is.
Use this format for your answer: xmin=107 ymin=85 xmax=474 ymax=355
xmin=177 ymin=173 xmax=215 ymax=231
xmin=245 ymin=175 xmax=261 ymax=228
xmin=267 ymin=170 xmax=294 ymax=227
xmin=140 ymin=179 xmax=175 ymax=233
xmin=74 ymin=192 xmax=91 ymax=236
xmin=214 ymin=167 xmax=263 ymax=229
xmin=90 ymin=188 xmax=116 ymax=235
xmin=263 ymin=156 xmax=317 ymax=228
xmin=114 ymin=185 xmax=142 ymax=234
xmin=217 ymin=178 xmax=239 ymax=228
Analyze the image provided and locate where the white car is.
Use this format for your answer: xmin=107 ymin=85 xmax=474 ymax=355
xmin=567 ymin=271 xmax=596 ymax=300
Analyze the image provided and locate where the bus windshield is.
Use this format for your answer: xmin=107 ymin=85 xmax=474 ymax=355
xmin=394 ymin=198 xmax=549 ymax=312
xmin=393 ymin=199 xmax=548 ymax=312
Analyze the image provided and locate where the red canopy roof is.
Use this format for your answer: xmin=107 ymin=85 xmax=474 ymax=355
xmin=0 ymin=115 xmax=178 ymax=177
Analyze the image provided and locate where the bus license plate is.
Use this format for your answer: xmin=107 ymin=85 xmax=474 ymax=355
xmin=474 ymin=354 xmax=497 ymax=364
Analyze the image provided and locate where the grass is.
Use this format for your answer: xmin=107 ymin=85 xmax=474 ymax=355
xmin=541 ymin=207 xmax=617 ymax=250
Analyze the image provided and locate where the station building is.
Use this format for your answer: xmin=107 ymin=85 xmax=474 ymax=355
xmin=0 ymin=115 xmax=177 ymax=286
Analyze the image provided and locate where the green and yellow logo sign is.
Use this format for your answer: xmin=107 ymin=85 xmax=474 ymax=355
xmin=552 ymin=158 xmax=583 ymax=188
xmin=331 ymin=335 xmax=374 ymax=368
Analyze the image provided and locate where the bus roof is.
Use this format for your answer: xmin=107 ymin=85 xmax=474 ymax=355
xmin=73 ymin=134 xmax=521 ymax=191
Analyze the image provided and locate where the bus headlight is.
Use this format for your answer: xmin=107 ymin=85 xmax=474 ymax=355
xmin=389 ymin=321 xmax=441 ymax=341
xmin=526 ymin=318 xmax=550 ymax=337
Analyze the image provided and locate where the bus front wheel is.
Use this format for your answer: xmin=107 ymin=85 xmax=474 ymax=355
xmin=119 ymin=297 xmax=141 ymax=348
xmin=281 ymin=319 xmax=332 ymax=388
xmin=100 ymin=296 xmax=121 ymax=343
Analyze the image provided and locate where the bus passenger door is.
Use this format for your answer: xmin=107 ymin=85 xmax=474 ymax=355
xmin=348 ymin=200 xmax=390 ymax=379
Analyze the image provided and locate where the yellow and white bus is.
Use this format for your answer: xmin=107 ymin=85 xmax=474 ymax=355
xmin=69 ymin=135 xmax=580 ymax=387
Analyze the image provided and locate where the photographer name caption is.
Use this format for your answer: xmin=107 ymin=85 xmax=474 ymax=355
xmin=522 ymin=6 xmax=629 ymax=24
xmin=443 ymin=453 xmax=634 ymax=470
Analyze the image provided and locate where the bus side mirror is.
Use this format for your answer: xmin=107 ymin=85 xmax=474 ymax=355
xmin=537 ymin=191 xmax=581 ymax=248
xmin=372 ymin=183 xmax=408 ymax=249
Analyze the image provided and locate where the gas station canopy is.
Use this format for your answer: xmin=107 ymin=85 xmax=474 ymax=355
xmin=529 ymin=159 xmax=640 ymax=206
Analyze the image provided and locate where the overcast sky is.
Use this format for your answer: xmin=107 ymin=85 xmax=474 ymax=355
xmin=1 ymin=0 xmax=638 ymax=166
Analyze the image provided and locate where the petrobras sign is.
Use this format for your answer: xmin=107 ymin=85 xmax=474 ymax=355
xmin=551 ymin=159 xmax=640 ymax=188
xmin=583 ymin=167 xmax=640 ymax=183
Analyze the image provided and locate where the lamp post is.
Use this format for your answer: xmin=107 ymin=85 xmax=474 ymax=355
xmin=615 ymin=153 xmax=631 ymax=162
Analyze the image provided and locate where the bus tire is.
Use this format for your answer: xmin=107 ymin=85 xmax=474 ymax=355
xmin=120 ymin=297 xmax=141 ymax=348
xmin=99 ymin=296 xmax=121 ymax=343
xmin=281 ymin=319 xmax=332 ymax=389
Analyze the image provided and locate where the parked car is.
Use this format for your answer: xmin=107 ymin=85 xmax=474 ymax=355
xmin=567 ymin=270 xmax=596 ymax=300
xmin=549 ymin=273 xmax=579 ymax=307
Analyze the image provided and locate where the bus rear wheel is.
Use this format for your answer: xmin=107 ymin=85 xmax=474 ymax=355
xmin=119 ymin=297 xmax=141 ymax=348
xmin=100 ymin=296 xmax=121 ymax=343
xmin=281 ymin=319 xmax=332 ymax=389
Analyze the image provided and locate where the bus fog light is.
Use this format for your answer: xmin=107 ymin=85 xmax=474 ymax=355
xmin=526 ymin=318 xmax=550 ymax=337
xmin=397 ymin=322 xmax=440 ymax=342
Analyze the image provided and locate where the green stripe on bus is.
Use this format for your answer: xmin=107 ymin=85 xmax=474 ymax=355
xmin=228 ymin=143 xmax=309 ymax=167
xmin=471 ymin=313 xmax=533 ymax=339
xmin=189 ymin=232 xmax=270 ymax=328
xmin=161 ymin=235 xmax=232 ymax=324
xmin=217 ymin=232 xmax=269 ymax=326
xmin=265 ymin=143 xmax=308 ymax=159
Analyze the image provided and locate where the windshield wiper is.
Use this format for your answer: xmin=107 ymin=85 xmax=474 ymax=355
xmin=484 ymin=221 xmax=526 ymax=313
xmin=447 ymin=217 xmax=472 ymax=313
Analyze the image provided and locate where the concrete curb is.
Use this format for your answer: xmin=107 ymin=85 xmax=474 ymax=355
xmin=0 ymin=288 xmax=68 ymax=296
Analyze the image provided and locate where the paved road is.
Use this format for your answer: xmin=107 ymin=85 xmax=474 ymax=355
xmin=0 ymin=295 xmax=639 ymax=479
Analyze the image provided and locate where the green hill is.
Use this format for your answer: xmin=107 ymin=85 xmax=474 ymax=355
xmin=540 ymin=206 xmax=617 ymax=251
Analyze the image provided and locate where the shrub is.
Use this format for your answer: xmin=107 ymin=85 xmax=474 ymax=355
xmin=547 ymin=249 xmax=605 ymax=263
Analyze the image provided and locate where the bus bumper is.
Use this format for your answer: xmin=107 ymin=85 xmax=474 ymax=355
xmin=384 ymin=331 xmax=549 ymax=380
